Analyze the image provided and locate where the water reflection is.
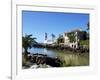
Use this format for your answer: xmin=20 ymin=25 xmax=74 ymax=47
xmin=29 ymin=47 xmax=57 ymax=57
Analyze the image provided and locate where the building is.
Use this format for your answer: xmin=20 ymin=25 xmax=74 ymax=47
xmin=44 ymin=29 xmax=87 ymax=48
xmin=44 ymin=33 xmax=56 ymax=44
xmin=63 ymin=29 xmax=81 ymax=48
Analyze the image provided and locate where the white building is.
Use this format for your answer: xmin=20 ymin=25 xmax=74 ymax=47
xmin=44 ymin=33 xmax=56 ymax=45
xmin=63 ymin=29 xmax=81 ymax=49
xmin=44 ymin=29 xmax=81 ymax=48
xmin=44 ymin=40 xmax=54 ymax=44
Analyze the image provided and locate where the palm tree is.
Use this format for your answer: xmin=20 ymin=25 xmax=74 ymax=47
xmin=22 ymin=34 xmax=37 ymax=60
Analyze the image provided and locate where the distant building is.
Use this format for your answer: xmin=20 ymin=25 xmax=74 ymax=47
xmin=44 ymin=29 xmax=87 ymax=48
xmin=63 ymin=29 xmax=82 ymax=48
xmin=44 ymin=33 xmax=56 ymax=44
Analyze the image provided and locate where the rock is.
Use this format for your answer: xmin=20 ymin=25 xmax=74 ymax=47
xmin=26 ymin=53 xmax=64 ymax=68
xmin=30 ymin=63 xmax=52 ymax=69
xmin=30 ymin=64 xmax=39 ymax=69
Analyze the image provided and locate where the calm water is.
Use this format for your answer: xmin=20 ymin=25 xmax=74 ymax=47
xmin=28 ymin=47 xmax=89 ymax=66
xmin=29 ymin=47 xmax=58 ymax=57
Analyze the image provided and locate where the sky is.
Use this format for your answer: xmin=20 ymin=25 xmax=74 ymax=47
xmin=22 ymin=11 xmax=89 ymax=43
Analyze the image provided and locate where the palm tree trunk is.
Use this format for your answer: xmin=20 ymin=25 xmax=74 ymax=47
xmin=24 ymin=48 xmax=28 ymax=61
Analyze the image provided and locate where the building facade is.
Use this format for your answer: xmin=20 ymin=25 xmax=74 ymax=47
xmin=63 ymin=29 xmax=81 ymax=48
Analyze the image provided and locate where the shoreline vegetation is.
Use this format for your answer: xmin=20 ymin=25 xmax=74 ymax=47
xmin=32 ymin=43 xmax=89 ymax=53
xmin=22 ymin=44 xmax=89 ymax=69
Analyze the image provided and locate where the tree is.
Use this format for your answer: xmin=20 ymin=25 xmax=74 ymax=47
xmin=22 ymin=34 xmax=37 ymax=60
xmin=87 ymin=22 xmax=89 ymax=39
xmin=67 ymin=32 xmax=76 ymax=42
xmin=79 ymin=31 xmax=87 ymax=40
xmin=87 ymin=22 xmax=89 ymax=30
xmin=57 ymin=34 xmax=64 ymax=44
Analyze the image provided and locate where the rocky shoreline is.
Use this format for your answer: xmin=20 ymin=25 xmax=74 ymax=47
xmin=22 ymin=53 xmax=64 ymax=69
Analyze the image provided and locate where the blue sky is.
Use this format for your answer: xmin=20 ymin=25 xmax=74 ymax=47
xmin=22 ymin=11 xmax=89 ymax=43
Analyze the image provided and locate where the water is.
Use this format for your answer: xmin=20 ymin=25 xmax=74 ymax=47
xmin=28 ymin=47 xmax=89 ymax=66
xmin=29 ymin=47 xmax=58 ymax=57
